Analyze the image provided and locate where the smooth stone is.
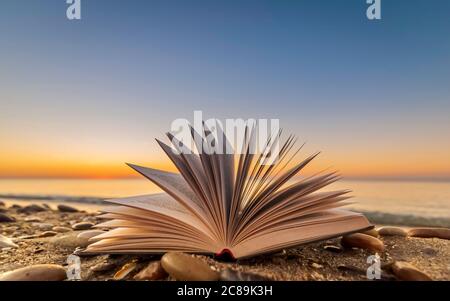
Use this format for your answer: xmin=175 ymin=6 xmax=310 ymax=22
xmin=377 ymin=226 xmax=408 ymax=237
xmin=113 ymin=262 xmax=137 ymax=280
xmin=17 ymin=204 xmax=47 ymax=213
xmin=408 ymin=228 xmax=450 ymax=240
xmin=24 ymin=216 xmax=43 ymax=222
xmin=72 ymin=222 xmax=94 ymax=230
xmin=0 ymin=213 xmax=16 ymax=223
xmin=361 ymin=228 xmax=379 ymax=238
xmin=52 ymin=226 xmax=72 ymax=233
xmin=10 ymin=204 xmax=22 ymax=209
xmin=220 ymin=269 xmax=271 ymax=281
xmin=57 ymin=204 xmax=79 ymax=213
xmin=50 ymin=232 xmax=91 ymax=249
xmin=311 ymin=262 xmax=323 ymax=269
xmin=0 ymin=264 xmax=66 ymax=281
xmin=77 ymin=230 xmax=105 ymax=240
xmin=422 ymin=247 xmax=438 ymax=256
xmin=161 ymin=252 xmax=219 ymax=281
xmin=0 ymin=235 xmax=18 ymax=249
xmin=133 ymin=261 xmax=168 ymax=280
xmin=41 ymin=203 xmax=51 ymax=210
xmin=392 ymin=261 xmax=432 ymax=281
xmin=341 ymin=233 xmax=385 ymax=252
xmin=31 ymin=222 xmax=54 ymax=231
xmin=323 ymin=245 xmax=343 ymax=253
xmin=38 ymin=231 xmax=58 ymax=238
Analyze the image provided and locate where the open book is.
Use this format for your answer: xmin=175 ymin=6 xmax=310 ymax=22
xmin=85 ymin=124 xmax=372 ymax=259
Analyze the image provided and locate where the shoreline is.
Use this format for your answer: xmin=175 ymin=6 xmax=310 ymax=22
xmin=1 ymin=193 xmax=449 ymax=228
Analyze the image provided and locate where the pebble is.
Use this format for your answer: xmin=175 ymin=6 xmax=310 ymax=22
xmin=0 ymin=213 xmax=16 ymax=223
xmin=341 ymin=233 xmax=385 ymax=252
xmin=24 ymin=216 xmax=43 ymax=223
xmin=161 ymin=252 xmax=219 ymax=281
xmin=391 ymin=261 xmax=432 ymax=281
xmin=31 ymin=222 xmax=54 ymax=231
xmin=17 ymin=204 xmax=47 ymax=214
xmin=422 ymin=247 xmax=438 ymax=256
xmin=10 ymin=204 xmax=22 ymax=209
xmin=0 ymin=264 xmax=67 ymax=281
xmin=362 ymin=228 xmax=379 ymax=238
xmin=408 ymin=228 xmax=450 ymax=240
xmin=113 ymin=261 xmax=137 ymax=280
xmin=133 ymin=261 xmax=168 ymax=280
xmin=57 ymin=204 xmax=79 ymax=213
xmin=377 ymin=226 xmax=408 ymax=237
xmin=38 ymin=231 xmax=58 ymax=238
xmin=72 ymin=222 xmax=94 ymax=230
xmin=311 ymin=262 xmax=323 ymax=269
xmin=77 ymin=230 xmax=105 ymax=240
xmin=50 ymin=232 xmax=91 ymax=250
xmin=220 ymin=269 xmax=272 ymax=281
xmin=52 ymin=226 xmax=72 ymax=233
xmin=0 ymin=235 xmax=18 ymax=249
xmin=323 ymin=245 xmax=343 ymax=253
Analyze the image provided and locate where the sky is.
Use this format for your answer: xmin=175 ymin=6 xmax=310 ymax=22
xmin=0 ymin=0 xmax=449 ymax=180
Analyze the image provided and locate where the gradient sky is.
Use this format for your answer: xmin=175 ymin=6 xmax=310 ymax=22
xmin=1 ymin=0 xmax=450 ymax=179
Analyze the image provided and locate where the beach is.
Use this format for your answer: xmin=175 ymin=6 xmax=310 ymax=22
xmin=0 ymin=202 xmax=449 ymax=281
xmin=1 ymin=179 xmax=449 ymax=281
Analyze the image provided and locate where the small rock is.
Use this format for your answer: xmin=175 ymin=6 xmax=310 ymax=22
xmin=377 ymin=226 xmax=408 ymax=237
xmin=57 ymin=204 xmax=79 ymax=213
xmin=0 ymin=213 xmax=15 ymax=223
xmin=50 ymin=232 xmax=91 ymax=250
xmin=31 ymin=222 xmax=54 ymax=231
xmin=311 ymin=262 xmax=323 ymax=269
xmin=161 ymin=252 xmax=219 ymax=281
xmin=24 ymin=216 xmax=42 ymax=223
xmin=422 ymin=247 xmax=438 ymax=256
xmin=41 ymin=203 xmax=51 ymax=210
xmin=77 ymin=230 xmax=105 ymax=240
xmin=0 ymin=264 xmax=66 ymax=281
xmin=17 ymin=204 xmax=47 ymax=214
xmin=52 ymin=226 xmax=72 ymax=233
xmin=362 ymin=228 xmax=379 ymax=238
xmin=10 ymin=204 xmax=22 ymax=209
xmin=408 ymin=228 xmax=450 ymax=240
xmin=341 ymin=233 xmax=385 ymax=252
xmin=392 ymin=261 xmax=432 ymax=281
xmin=323 ymin=245 xmax=343 ymax=253
xmin=219 ymin=269 xmax=271 ymax=281
xmin=113 ymin=261 xmax=137 ymax=280
xmin=72 ymin=222 xmax=94 ymax=230
xmin=0 ymin=235 xmax=18 ymax=249
xmin=133 ymin=261 xmax=168 ymax=280
xmin=38 ymin=231 xmax=58 ymax=238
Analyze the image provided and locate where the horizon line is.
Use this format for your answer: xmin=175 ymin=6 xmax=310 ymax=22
xmin=0 ymin=175 xmax=449 ymax=183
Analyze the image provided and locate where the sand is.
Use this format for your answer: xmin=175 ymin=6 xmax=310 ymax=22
xmin=1 ymin=204 xmax=449 ymax=281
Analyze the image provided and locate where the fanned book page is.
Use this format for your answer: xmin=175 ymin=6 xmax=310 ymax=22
xmin=85 ymin=124 xmax=372 ymax=259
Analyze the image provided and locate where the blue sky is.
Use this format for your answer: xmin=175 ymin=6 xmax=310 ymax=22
xmin=1 ymin=0 xmax=449 ymax=179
